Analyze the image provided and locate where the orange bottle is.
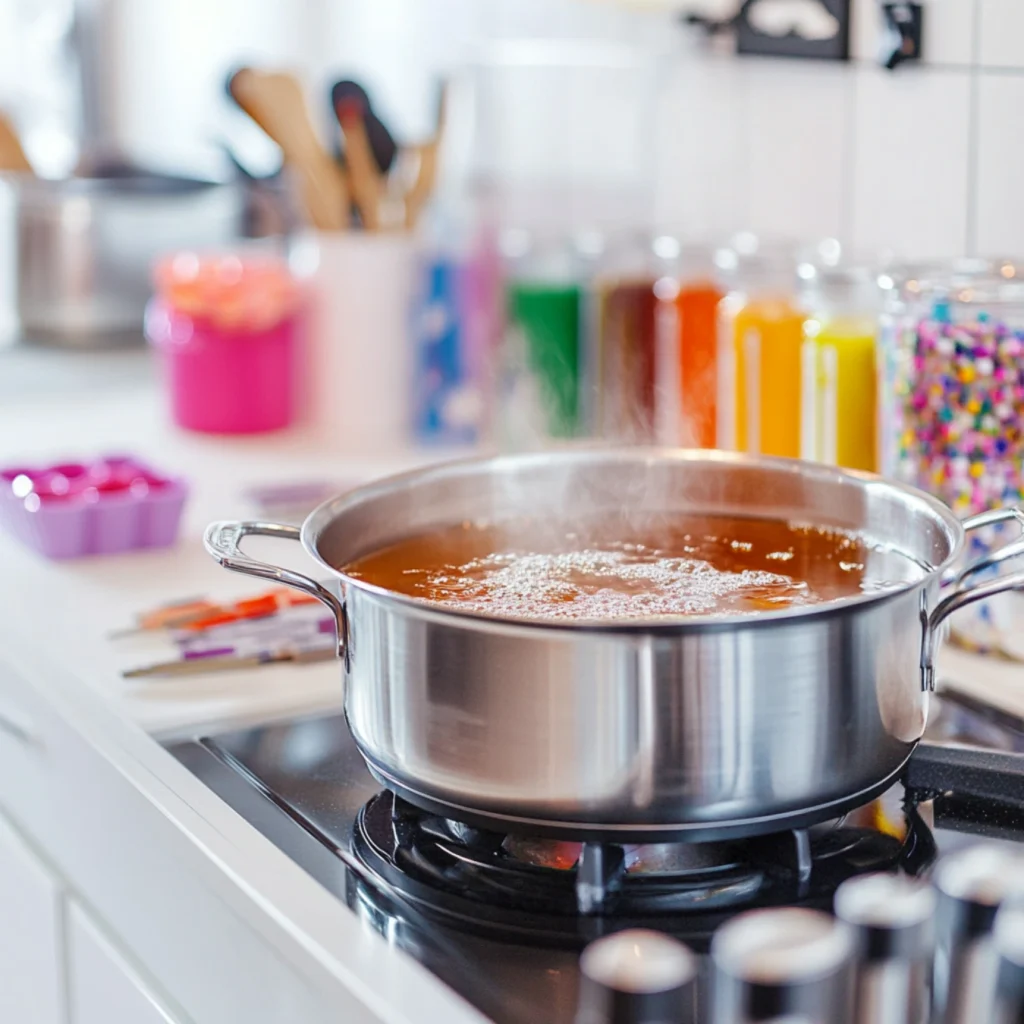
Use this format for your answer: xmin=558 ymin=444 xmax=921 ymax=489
xmin=730 ymin=294 xmax=806 ymax=457
xmin=675 ymin=279 xmax=723 ymax=449
xmin=715 ymin=238 xmax=804 ymax=457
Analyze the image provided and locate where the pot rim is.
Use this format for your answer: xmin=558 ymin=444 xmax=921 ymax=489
xmin=300 ymin=447 xmax=964 ymax=634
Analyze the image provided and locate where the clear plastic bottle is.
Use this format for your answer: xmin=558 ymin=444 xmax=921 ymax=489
xmin=499 ymin=228 xmax=584 ymax=448
xmin=590 ymin=232 xmax=666 ymax=444
xmin=411 ymin=203 xmax=491 ymax=446
xmin=800 ymin=262 xmax=881 ymax=472
xmin=715 ymin=235 xmax=803 ymax=458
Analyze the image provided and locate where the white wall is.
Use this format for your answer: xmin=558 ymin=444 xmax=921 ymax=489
xmin=2 ymin=0 xmax=1020 ymax=258
xmin=660 ymin=0 xmax=1015 ymax=259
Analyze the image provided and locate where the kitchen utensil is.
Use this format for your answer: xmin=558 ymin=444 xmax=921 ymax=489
xmin=228 ymin=68 xmax=349 ymax=231
xmin=334 ymin=97 xmax=382 ymax=231
xmin=1 ymin=456 xmax=187 ymax=559
xmin=711 ymin=907 xmax=856 ymax=1024
xmin=123 ymin=644 xmax=334 ymax=679
xmin=834 ymin=873 xmax=936 ymax=1024
xmin=994 ymin=900 xmax=1024 ymax=1024
xmin=204 ymin=449 xmax=1024 ymax=839
xmin=329 ymin=80 xmax=398 ymax=177
xmin=576 ymin=930 xmax=696 ymax=1024
xmin=12 ymin=172 xmax=244 ymax=347
xmin=932 ymin=845 xmax=1024 ymax=1024
xmin=0 ymin=111 xmax=31 ymax=173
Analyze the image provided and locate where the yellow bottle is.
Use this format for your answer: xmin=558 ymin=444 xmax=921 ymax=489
xmin=802 ymin=315 xmax=877 ymax=472
xmin=800 ymin=266 xmax=879 ymax=473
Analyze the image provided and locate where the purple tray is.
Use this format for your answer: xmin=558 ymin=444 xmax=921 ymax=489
xmin=0 ymin=455 xmax=188 ymax=559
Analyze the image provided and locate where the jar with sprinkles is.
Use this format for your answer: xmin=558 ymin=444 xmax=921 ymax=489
xmin=881 ymin=258 xmax=1024 ymax=656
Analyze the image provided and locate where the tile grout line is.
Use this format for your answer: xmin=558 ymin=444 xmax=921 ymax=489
xmin=964 ymin=0 xmax=982 ymax=255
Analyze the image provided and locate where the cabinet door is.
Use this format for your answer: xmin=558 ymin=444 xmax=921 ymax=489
xmin=0 ymin=812 xmax=65 ymax=1024
xmin=67 ymin=901 xmax=181 ymax=1024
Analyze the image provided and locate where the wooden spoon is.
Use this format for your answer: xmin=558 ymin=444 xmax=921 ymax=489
xmin=334 ymin=97 xmax=383 ymax=231
xmin=0 ymin=111 xmax=32 ymax=174
xmin=228 ymin=68 xmax=348 ymax=231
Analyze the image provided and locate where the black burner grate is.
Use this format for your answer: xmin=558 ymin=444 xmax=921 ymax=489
xmin=352 ymin=790 xmax=933 ymax=949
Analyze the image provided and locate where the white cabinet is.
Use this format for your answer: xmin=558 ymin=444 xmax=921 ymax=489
xmin=0 ymin=813 xmax=64 ymax=1024
xmin=67 ymin=901 xmax=181 ymax=1024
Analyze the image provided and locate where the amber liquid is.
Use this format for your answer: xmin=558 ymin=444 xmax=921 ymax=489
xmin=343 ymin=514 xmax=922 ymax=623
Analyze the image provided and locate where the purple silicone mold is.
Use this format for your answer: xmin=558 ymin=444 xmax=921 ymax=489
xmin=0 ymin=456 xmax=188 ymax=559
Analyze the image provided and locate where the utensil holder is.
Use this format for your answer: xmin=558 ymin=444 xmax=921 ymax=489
xmin=300 ymin=232 xmax=418 ymax=451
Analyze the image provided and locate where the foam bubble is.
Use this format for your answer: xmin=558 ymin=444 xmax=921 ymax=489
xmin=414 ymin=547 xmax=808 ymax=621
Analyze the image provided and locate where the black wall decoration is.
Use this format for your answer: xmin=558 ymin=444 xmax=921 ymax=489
xmin=736 ymin=0 xmax=852 ymax=60
xmin=683 ymin=0 xmax=851 ymax=60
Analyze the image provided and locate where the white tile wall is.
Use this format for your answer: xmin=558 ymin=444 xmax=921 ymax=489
xmin=849 ymin=68 xmax=971 ymax=257
xmin=741 ymin=61 xmax=850 ymax=241
xmin=652 ymin=0 xmax=1024 ymax=259
xmin=973 ymin=73 xmax=1024 ymax=253
xmin=977 ymin=0 xmax=1024 ymax=68
xmin=654 ymin=57 xmax=748 ymax=236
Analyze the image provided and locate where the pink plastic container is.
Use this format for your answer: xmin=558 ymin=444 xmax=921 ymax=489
xmin=146 ymin=300 xmax=299 ymax=434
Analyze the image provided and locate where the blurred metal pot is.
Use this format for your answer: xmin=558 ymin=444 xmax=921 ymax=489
xmin=11 ymin=171 xmax=246 ymax=348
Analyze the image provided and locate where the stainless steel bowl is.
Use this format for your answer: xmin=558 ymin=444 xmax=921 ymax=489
xmin=10 ymin=172 xmax=244 ymax=347
xmin=205 ymin=449 xmax=1024 ymax=839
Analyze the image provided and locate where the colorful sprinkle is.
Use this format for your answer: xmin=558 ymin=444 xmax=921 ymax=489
xmin=892 ymin=312 xmax=1024 ymax=515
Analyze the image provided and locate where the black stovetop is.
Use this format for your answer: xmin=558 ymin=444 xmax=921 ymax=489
xmin=167 ymin=694 xmax=1024 ymax=1024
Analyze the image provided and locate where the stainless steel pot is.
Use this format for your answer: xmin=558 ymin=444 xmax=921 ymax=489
xmin=10 ymin=172 xmax=244 ymax=347
xmin=204 ymin=449 xmax=1024 ymax=840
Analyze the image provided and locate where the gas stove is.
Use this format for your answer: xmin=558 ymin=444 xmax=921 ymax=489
xmin=168 ymin=693 xmax=1024 ymax=1024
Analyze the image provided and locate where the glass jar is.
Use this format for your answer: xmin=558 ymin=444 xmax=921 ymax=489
xmin=880 ymin=258 xmax=1024 ymax=656
xmin=882 ymin=259 xmax=1024 ymax=513
xmin=799 ymin=261 xmax=881 ymax=472
xmin=715 ymin=235 xmax=803 ymax=457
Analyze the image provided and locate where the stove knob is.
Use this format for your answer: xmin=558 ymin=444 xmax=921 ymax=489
xmin=577 ymin=929 xmax=697 ymax=1024
xmin=933 ymin=844 xmax=1024 ymax=1024
xmin=993 ymin=899 xmax=1024 ymax=1024
xmin=710 ymin=907 xmax=855 ymax=1024
xmin=834 ymin=873 xmax=936 ymax=1024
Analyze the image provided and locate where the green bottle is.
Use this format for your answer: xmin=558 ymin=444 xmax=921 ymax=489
xmin=505 ymin=281 xmax=580 ymax=439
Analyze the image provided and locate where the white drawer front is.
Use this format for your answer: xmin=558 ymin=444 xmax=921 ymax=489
xmin=67 ymin=900 xmax=183 ymax=1024
xmin=0 ymin=812 xmax=64 ymax=1024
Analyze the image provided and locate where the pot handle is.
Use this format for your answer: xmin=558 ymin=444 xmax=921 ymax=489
xmin=922 ymin=507 xmax=1024 ymax=691
xmin=204 ymin=520 xmax=346 ymax=658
